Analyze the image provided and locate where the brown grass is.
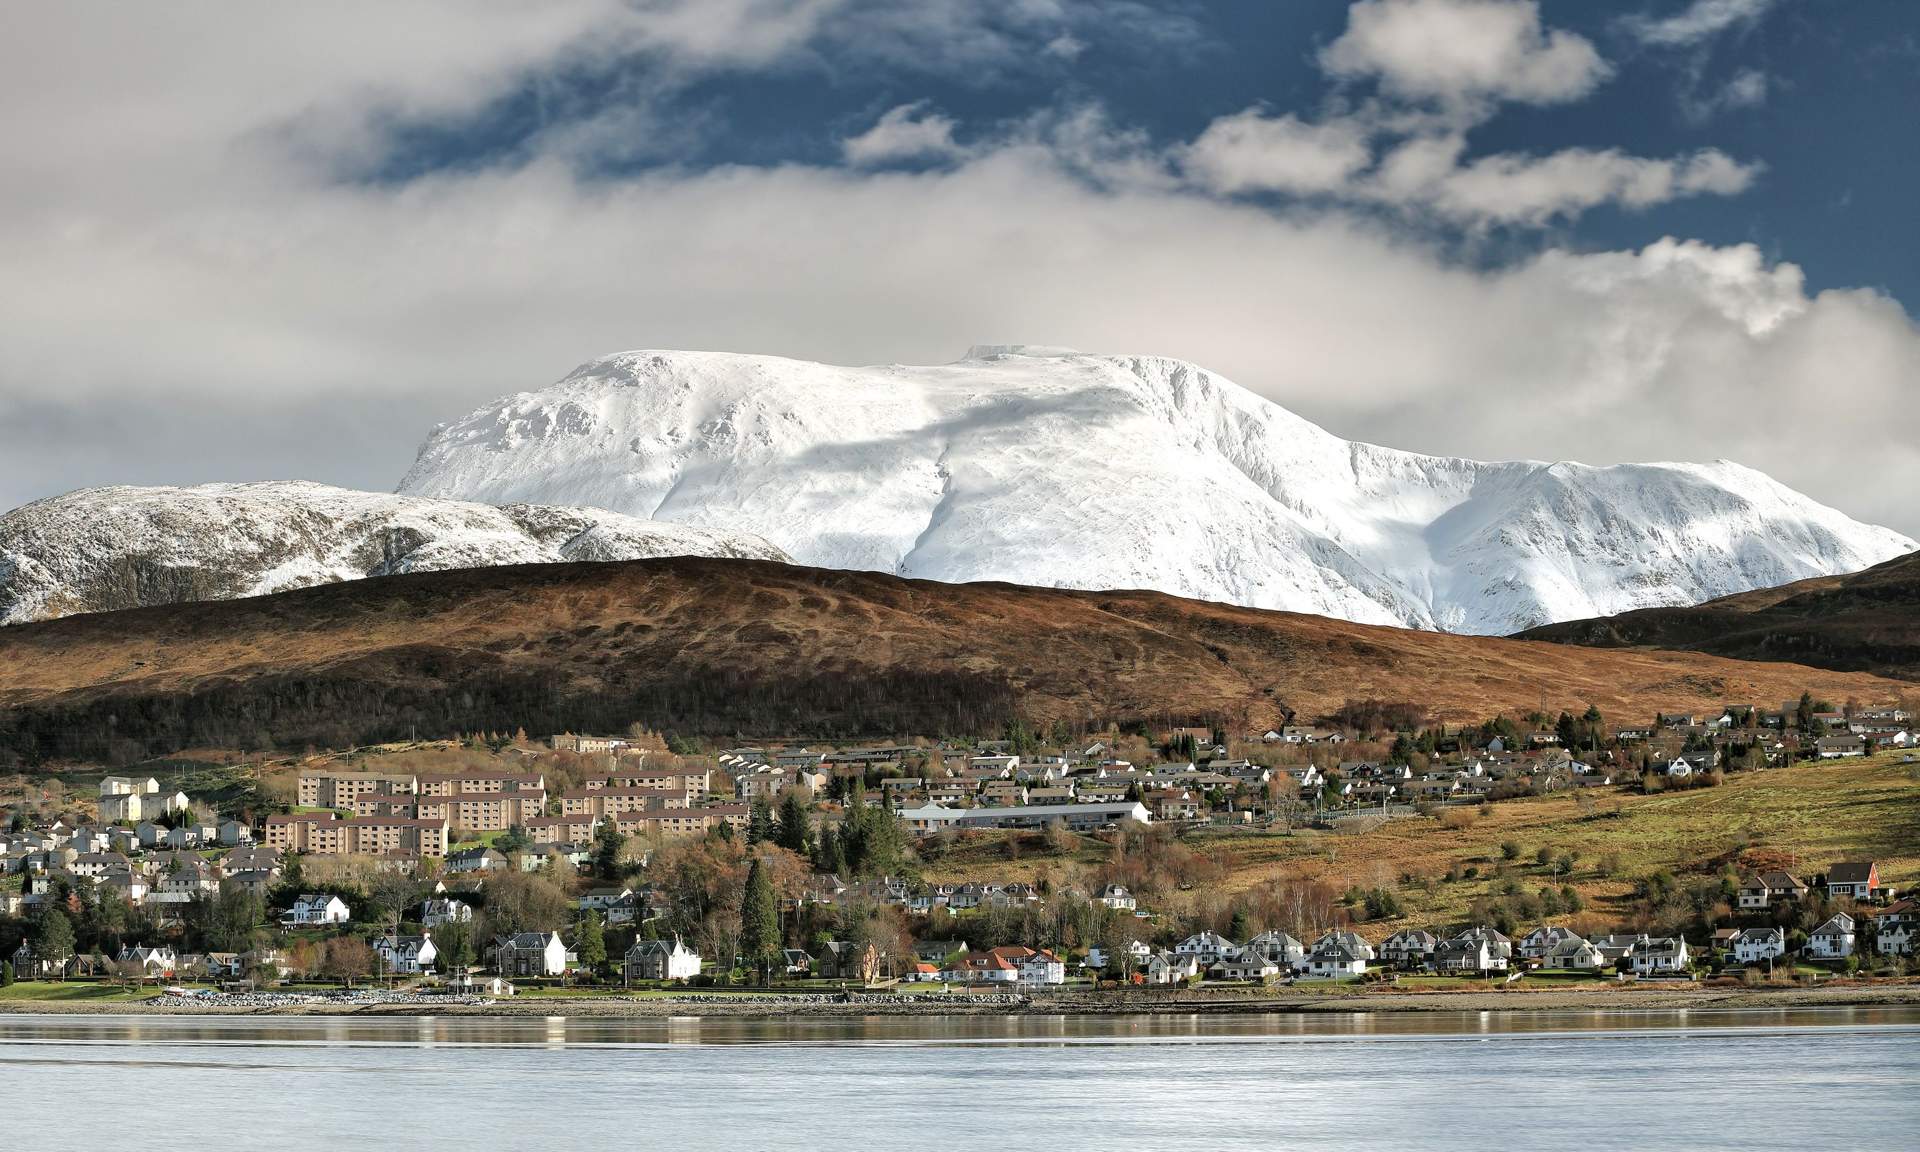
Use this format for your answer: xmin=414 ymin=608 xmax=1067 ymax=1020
xmin=0 ymin=558 xmax=1909 ymax=748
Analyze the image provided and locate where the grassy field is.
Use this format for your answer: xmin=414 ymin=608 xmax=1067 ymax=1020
xmin=922 ymin=755 xmax=1920 ymax=937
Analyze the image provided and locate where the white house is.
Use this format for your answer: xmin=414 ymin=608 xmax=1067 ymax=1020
xmin=1017 ymin=949 xmax=1067 ymax=985
xmin=1869 ymin=901 xmax=1915 ymax=956
xmin=1517 ymin=925 xmax=1581 ymax=961
xmin=625 ymin=934 xmax=701 ymax=981
xmin=1629 ymin=937 xmax=1691 ymax=975
xmin=1175 ymin=932 xmax=1238 ymax=966
xmin=281 ymin=893 xmax=351 ymax=926
xmin=1145 ymin=950 xmax=1200 ymax=984
xmin=1209 ymin=954 xmax=1279 ymax=981
xmin=1087 ymin=940 xmax=1152 ymax=971
xmin=1732 ymin=927 xmax=1786 ymax=966
xmin=117 ymin=944 xmax=179 ymax=978
xmin=1806 ymin=914 xmax=1856 ymax=960
xmin=1246 ymin=931 xmax=1308 ymax=968
xmin=1824 ymin=862 xmax=1879 ymax=902
xmin=1302 ymin=940 xmax=1367 ymax=979
xmin=421 ymin=897 xmax=473 ymax=928
xmin=1542 ymin=935 xmax=1605 ymax=971
xmin=373 ymin=933 xmax=438 ymax=975
xmin=1098 ymin=884 xmax=1137 ymax=912
xmin=1313 ymin=929 xmax=1377 ymax=963
xmin=1378 ymin=929 xmax=1437 ymax=969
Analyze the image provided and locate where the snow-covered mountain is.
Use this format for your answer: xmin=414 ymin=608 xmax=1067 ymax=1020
xmin=399 ymin=347 xmax=1916 ymax=635
xmin=0 ymin=481 xmax=789 ymax=625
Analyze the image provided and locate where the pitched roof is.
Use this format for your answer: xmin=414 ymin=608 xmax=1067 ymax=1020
xmin=1826 ymin=861 xmax=1876 ymax=884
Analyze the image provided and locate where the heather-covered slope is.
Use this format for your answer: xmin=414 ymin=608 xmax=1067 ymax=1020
xmin=1520 ymin=552 xmax=1920 ymax=681
xmin=1 ymin=556 xmax=1904 ymax=765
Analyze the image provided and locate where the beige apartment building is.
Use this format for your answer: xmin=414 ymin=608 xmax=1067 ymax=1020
xmin=608 ymin=803 xmax=750 ymax=840
xmin=297 ymin=769 xmax=546 ymax=831
xmin=296 ymin=771 xmax=417 ymax=809
xmin=584 ymin=768 xmax=710 ymax=804
xmin=263 ymin=812 xmax=449 ymax=857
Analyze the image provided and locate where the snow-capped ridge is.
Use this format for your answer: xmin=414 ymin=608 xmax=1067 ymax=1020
xmin=0 ymin=481 xmax=789 ymax=625
xmin=398 ymin=348 xmax=1915 ymax=634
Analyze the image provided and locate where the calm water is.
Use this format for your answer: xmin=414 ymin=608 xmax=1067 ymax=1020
xmin=5 ymin=1008 xmax=1917 ymax=1149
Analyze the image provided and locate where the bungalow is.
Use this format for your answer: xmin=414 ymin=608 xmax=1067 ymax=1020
xmin=941 ymin=949 xmax=1020 ymax=984
xmin=1805 ymin=914 xmax=1856 ymax=960
xmin=1815 ymin=735 xmax=1867 ymax=759
xmin=494 ymin=931 xmax=570 ymax=978
xmin=1542 ymin=935 xmax=1606 ymax=972
xmin=1738 ymin=871 xmax=1809 ymax=910
xmin=912 ymin=939 xmax=967 ymax=965
xmin=1379 ymin=929 xmax=1438 ymax=969
xmin=446 ymin=847 xmax=508 ymax=874
xmin=1097 ymin=884 xmax=1137 ymax=912
xmin=373 ymin=933 xmax=438 ymax=975
xmin=1732 ymin=927 xmax=1787 ymax=966
xmin=1591 ymin=933 xmax=1649 ymax=967
xmin=1629 ymin=937 xmax=1691 ymax=976
xmin=1824 ymin=861 xmax=1879 ymax=902
xmin=625 ymin=935 xmax=701 ymax=982
xmin=1209 ymin=954 xmax=1279 ymax=981
xmin=281 ymin=893 xmax=351 ymax=926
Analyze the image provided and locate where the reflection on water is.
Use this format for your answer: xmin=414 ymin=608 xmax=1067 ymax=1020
xmin=4 ymin=1009 xmax=1917 ymax=1150
xmin=2 ymin=1005 xmax=1917 ymax=1048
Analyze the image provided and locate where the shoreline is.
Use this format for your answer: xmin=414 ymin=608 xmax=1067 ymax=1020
xmin=6 ymin=981 xmax=1917 ymax=1018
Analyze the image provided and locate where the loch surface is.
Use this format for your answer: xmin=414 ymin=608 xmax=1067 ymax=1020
xmin=5 ymin=1008 xmax=1916 ymax=1149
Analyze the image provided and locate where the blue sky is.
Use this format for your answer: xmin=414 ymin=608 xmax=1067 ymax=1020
xmin=364 ymin=0 xmax=1920 ymax=303
xmin=2 ymin=0 xmax=1918 ymax=531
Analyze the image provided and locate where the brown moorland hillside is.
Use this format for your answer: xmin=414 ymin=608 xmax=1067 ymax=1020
xmin=0 ymin=557 xmax=1909 ymax=765
xmin=1520 ymin=551 xmax=1920 ymax=681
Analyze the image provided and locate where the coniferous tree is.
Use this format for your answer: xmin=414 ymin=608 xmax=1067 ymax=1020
xmin=593 ymin=823 xmax=626 ymax=882
xmin=739 ymin=857 xmax=780 ymax=986
xmin=574 ymin=911 xmax=607 ymax=979
xmin=775 ymin=790 xmax=812 ymax=856
xmin=747 ymin=797 xmax=774 ymax=845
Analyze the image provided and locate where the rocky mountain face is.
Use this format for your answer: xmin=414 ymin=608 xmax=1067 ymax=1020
xmin=398 ymin=347 xmax=1915 ymax=634
xmin=0 ymin=481 xmax=788 ymax=625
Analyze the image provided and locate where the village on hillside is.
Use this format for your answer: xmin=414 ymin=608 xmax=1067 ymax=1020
xmin=2 ymin=695 xmax=1916 ymax=1002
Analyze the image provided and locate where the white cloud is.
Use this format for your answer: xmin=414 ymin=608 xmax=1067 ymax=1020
xmin=1623 ymin=0 xmax=1779 ymax=47
xmin=1 ymin=0 xmax=1914 ymax=547
xmin=1367 ymin=139 xmax=1762 ymax=225
xmin=1320 ymin=0 xmax=1611 ymax=110
xmin=843 ymin=102 xmax=963 ymax=165
xmin=1180 ymin=109 xmax=1374 ymax=195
